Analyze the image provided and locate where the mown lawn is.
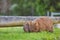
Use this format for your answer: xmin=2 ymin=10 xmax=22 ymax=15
xmin=0 ymin=27 xmax=60 ymax=40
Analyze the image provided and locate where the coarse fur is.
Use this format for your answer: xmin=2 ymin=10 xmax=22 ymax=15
xmin=23 ymin=17 xmax=54 ymax=32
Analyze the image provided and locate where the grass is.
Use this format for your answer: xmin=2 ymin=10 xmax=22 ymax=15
xmin=0 ymin=27 xmax=60 ymax=40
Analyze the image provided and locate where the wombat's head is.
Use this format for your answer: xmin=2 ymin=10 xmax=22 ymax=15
xmin=23 ymin=21 xmax=39 ymax=32
xmin=23 ymin=21 xmax=33 ymax=32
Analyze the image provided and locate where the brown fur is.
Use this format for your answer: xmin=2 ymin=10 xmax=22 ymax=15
xmin=23 ymin=17 xmax=54 ymax=32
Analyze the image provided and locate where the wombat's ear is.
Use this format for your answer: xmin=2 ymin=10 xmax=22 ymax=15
xmin=33 ymin=21 xmax=38 ymax=25
xmin=34 ymin=22 xmax=39 ymax=27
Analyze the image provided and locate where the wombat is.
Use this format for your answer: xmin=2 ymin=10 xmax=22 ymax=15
xmin=23 ymin=17 xmax=53 ymax=32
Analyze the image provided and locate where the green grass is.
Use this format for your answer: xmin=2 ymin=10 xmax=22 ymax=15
xmin=0 ymin=27 xmax=60 ymax=40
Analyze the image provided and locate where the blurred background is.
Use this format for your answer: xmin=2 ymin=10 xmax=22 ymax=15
xmin=0 ymin=0 xmax=60 ymax=16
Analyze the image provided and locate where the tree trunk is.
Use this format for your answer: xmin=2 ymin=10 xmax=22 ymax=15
xmin=1 ymin=0 xmax=11 ymax=15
